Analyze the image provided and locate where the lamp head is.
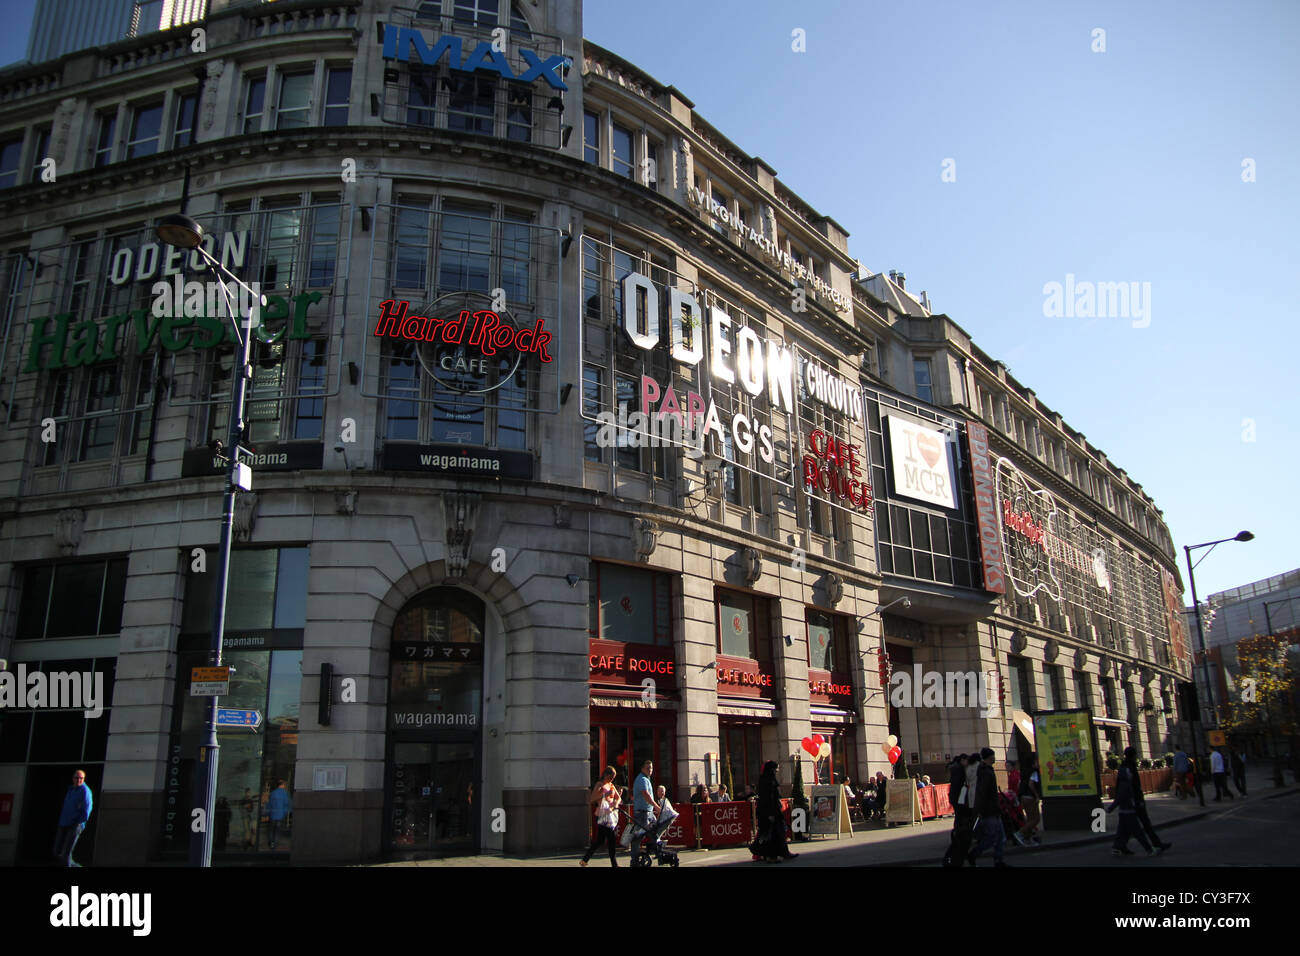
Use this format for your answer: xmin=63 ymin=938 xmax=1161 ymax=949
xmin=1234 ymin=530 xmax=1254 ymax=542
xmin=155 ymin=213 xmax=204 ymax=250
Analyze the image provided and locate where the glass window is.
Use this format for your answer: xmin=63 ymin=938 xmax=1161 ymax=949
xmin=293 ymin=339 xmax=327 ymax=440
xmin=127 ymin=102 xmax=163 ymax=158
xmin=454 ymin=0 xmax=497 ymax=26
xmin=913 ymin=358 xmax=933 ymax=403
xmin=406 ymin=68 xmax=438 ymax=127
xmin=500 ymin=211 xmax=530 ymax=304
xmin=447 ymin=76 xmax=494 ymax=135
xmin=505 ymin=83 xmax=531 ymax=143
xmin=307 ymin=202 xmax=341 ymax=287
xmin=79 ymin=364 xmax=121 ymax=460
xmin=94 ymin=112 xmax=117 ymax=167
xmin=438 ymin=204 xmax=491 ymax=293
xmin=173 ymin=92 xmax=198 ymax=147
xmin=611 ymin=123 xmax=633 ymax=178
xmin=583 ymin=364 xmax=604 ymax=462
xmin=243 ymin=76 xmax=266 ymax=133
xmin=589 ymin=563 xmax=672 ymax=646
xmin=393 ymin=204 xmax=431 ymax=288
xmin=323 ymin=67 xmax=351 ymax=126
xmin=16 ymin=559 xmax=127 ymax=640
xmin=583 ymin=112 xmax=599 ymax=165
xmin=0 ymin=136 xmax=23 ymax=188
xmin=260 ymin=203 xmax=303 ymax=293
xmin=28 ymin=127 xmax=51 ymax=181
xmin=277 ymin=71 xmax=313 ymax=130
xmin=509 ymin=2 xmax=532 ymax=37
xmin=383 ymin=342 xmax=420 ymax=440
xmin=717 ymin=590 xmax=767 ymax=661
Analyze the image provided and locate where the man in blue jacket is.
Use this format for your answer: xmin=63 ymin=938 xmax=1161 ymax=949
xmin=53 ymin=769 xmax=93 ymax=866
xmin=267 ymin=779 xmax=292 ymax=850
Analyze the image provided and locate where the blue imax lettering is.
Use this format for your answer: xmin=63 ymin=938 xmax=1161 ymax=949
xmin=381 ymin=28 xmax=568 ymax=91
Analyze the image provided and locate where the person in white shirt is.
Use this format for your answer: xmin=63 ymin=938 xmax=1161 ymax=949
xmin=1210 ymin=748 xmax=1235 ymax=801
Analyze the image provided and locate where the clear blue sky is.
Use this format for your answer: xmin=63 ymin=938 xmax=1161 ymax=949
xmin=1 ymin=0 xmax=1295 ymax=597
xmin=584 ymin=0 xmax=1299 ymax=598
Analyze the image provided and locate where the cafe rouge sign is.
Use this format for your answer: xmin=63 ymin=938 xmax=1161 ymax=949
xmin=588 ymin=639 xmax=675 ymax=690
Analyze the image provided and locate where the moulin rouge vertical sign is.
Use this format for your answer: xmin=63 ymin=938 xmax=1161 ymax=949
xmin=966 ymin=421 xmax=1007 ymax=594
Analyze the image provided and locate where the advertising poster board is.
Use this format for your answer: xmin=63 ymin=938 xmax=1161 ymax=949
xmin=1033 ymin=709 xmax=1099 ymax=797
xmin=808 ymin=785 xmax=851 ymax=837
xmin=885 ymin=779 xmax=922 ymax=826
xmin=1031 ymin=707 xmax=1104 ymax=830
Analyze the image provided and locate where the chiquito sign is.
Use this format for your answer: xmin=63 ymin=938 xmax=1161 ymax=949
xmin=614 ymin=271 xmax=796 ymax=478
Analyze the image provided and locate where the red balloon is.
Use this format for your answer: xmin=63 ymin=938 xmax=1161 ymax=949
xmin=615 ymin=752 xmax=627 ymax=765
xmin=889 ymin=746 xmax=901 ymax=764
xmin=801 ymin=736 xmax=819 ymax=758
xmin=811 ymin=734 xmax=825 ymax=750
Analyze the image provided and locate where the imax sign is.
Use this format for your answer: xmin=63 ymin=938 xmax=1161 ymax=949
xmin=381 ymin=28 xmax=568 ymax=91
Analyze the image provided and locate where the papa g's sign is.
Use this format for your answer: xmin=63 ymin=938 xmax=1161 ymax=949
xmin=23 ymin=292 xmax=323 ymax=373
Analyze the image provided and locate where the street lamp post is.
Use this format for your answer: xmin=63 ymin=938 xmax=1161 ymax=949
xmin=155 ymin=214 xmax=266 ymax=868
xmin=1184 ymin=530 xmax=1254 ymax=804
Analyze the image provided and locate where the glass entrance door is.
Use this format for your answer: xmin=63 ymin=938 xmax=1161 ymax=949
xmin=390 ymin=742 xmax=434 ymax=851
xmin=387 ymin=740 xmax=478 ymax=854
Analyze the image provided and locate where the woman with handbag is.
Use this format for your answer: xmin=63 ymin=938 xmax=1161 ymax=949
xmin=579 ymin=767 xmax=622 ymax=867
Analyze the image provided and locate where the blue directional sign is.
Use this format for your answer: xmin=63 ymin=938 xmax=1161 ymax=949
xmin=216 ymin=709 xmax=262 ymax=729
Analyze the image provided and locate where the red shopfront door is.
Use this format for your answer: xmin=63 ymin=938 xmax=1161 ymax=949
xmin=589 ymin=710 xmax=676 ymax=800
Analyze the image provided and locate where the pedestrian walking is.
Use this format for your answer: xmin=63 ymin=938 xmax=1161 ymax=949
xmin=266 ymin=779 xmax=292 ymax=849
xmin=629 ymin=759 xmax=659 ymax=866
xmin=1108 ymin=754 xmax=1155 ymax=857
xmin=1016 ymin=757 xmax=1042 ymax=846
xmin=580 ymin=766 xmax=621 ymax=867
xmin=942 ymin=754 xmax=974 ymax=867
xmin=52 ymin=769 xmax=93 ymax=867
xmin=749 ymin=760 xmax=796 ymax=863
xmin=1172 ymin=748 xmax=1192 ymax=799
xmin=1123 ymin=748 xmax=1171 ymax=853
xmin=1230 ymin=749 xmax=1247 ymax=796
xmin=966 ymin=748 xmax=1009 ymax=867
xmin=1210 ymin=748 xmax=1235 ymax=801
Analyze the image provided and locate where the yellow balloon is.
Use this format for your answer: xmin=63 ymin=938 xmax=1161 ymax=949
xmin=818 ymin=743 xmax=831 ymax=759
xmin=886 ymin=734 xmax=899 ymax=748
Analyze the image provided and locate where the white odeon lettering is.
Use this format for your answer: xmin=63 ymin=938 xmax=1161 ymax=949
xmin=620 ymin=273 xmax=794 ymax=412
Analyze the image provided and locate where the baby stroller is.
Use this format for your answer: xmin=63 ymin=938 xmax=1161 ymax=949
xmin=620 ymin=803 xmax=681 ymax=868
xmin=997 ymin=789 xmax=1026 ymax=840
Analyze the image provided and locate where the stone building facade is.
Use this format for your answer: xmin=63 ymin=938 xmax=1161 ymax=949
xmin=0 ymin=0 xmax=1187 ymax=865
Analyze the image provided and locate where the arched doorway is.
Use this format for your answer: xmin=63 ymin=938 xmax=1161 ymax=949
xmin=384 ymin=587 xmax=484 ymax=858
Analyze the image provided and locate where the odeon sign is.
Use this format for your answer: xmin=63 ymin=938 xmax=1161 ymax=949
xmin=618 ymin=271 xmax=796 ymax=472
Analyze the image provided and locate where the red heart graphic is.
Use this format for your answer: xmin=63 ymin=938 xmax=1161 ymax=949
xmin=917 ymin=432 xmax=942 ymax=469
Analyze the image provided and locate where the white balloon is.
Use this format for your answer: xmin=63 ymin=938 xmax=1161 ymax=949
xmin=886 ymin=734 xmax=899 ymax=748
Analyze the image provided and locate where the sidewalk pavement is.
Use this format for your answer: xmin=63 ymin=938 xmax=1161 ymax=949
xmin=367 ymin=765 xmax=1300 ymax=868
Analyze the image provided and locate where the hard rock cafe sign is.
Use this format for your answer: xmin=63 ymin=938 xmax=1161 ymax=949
xmin=995 ymin=457 xmax=1112 ymax=602
xmin=372 ymin=290 xmax=552 ymax=393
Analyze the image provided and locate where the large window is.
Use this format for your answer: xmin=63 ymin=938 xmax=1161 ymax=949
xmin=718 ymin=721 xmax=763 ymax=796
xmin=126 ymin=102 xmax=164 ymax=158
xmin=588 ymin=563 xmax=672 ymax=646
xmin=807 ymin=609 xmax=850 ymax=672
xmin=0 ymin=136 xmax=22 ymax=189
xmin=276 ymin=71 xmax=314 ymax=130
xmin=243 ymin=74 xmax=267 ymax=133
xmin=323 ymin=67 xmax=351 ymax=126
xmin=93 ymin=111 xmax=117 ymax=167
xmin=716 ymin=589 xmax=771 ymax=663
xmin=173 ymin=92 xmax=198 ymax=147
xmin=16 ymin=558 xmax=128 ymax=640
xmin=380 ymin=200 xmax=540 ymax=449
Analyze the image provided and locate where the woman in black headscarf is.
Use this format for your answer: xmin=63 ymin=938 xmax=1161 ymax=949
xmin=751 ymin=760 xmax=798 ymax=863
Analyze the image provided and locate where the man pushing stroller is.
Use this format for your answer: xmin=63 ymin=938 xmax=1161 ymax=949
xmin=625 ymin=760 xmax=680 ymax=867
